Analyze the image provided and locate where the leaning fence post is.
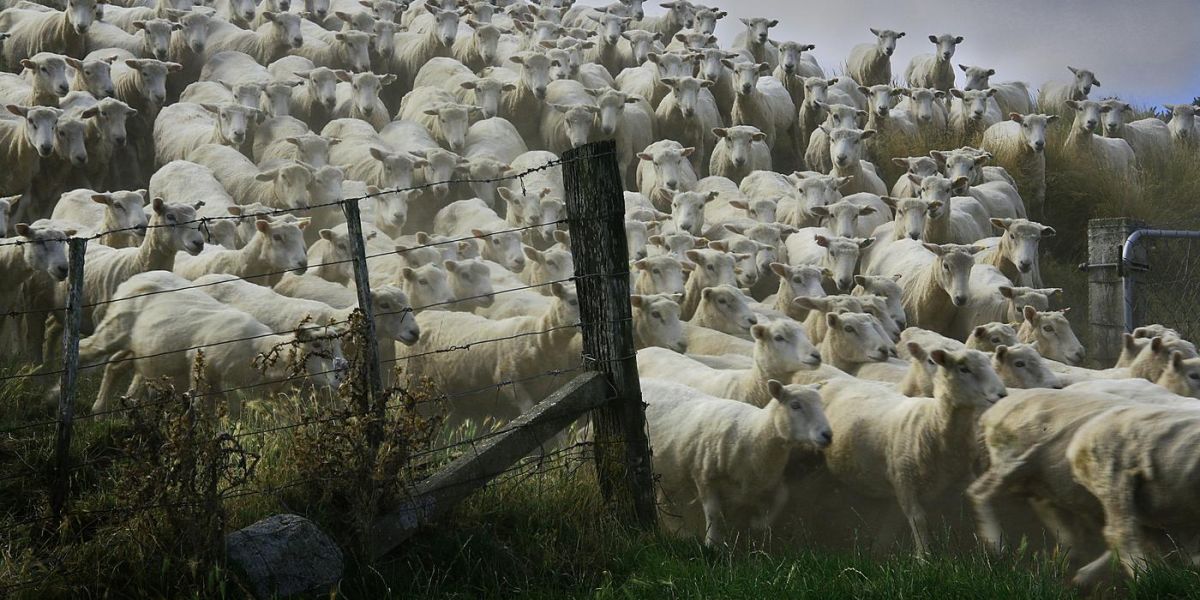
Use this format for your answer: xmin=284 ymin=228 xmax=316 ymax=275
xmin=1086 ymin=217 xmax=1144 ymax=368
xmin=561 ymin=140 xmax=657 ymax=529
xmin=50 ymin=237 xmax=86 ymax=522
xmin=342 ymin=199 xmax=385 ymax=446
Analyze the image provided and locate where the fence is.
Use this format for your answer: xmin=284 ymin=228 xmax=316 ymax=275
xmin=0 ymin=140 xmax=655 ymax=590
xmin=1086 ymin=217 xmax=1200 ymax=366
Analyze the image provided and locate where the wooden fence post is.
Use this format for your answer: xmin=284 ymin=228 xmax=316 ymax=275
xmin=561 ymin=140 xmax=657 ymax=528
xmin=50 ymin=237 xmax=86 ymax=522
xmin=1086 ymin=217 xmax=1144 ymax=368
xmin=342 ymin=200 xmax=385 ymax=446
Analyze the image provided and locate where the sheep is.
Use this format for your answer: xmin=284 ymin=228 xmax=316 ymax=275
xmin=186 ymin=143 xmax=313 ymax=211
xmin=632 ymin=254 xmax=687 ymax=297
xmin=483 ymin=52 xmax=555 ymax=142
xmin=1098 ymin=99 xmax=1172 ymax=161
xmin=148 ymin=159 xmax=241 ymax=245
xmin=949 ymin=264 xmax=1051 ymax=340
xmin=495 ymin=186 xmax=552 ymax=245
xmin=893 ymin=87 xmax=947 ymax=131
xmin=402 ymin=282 xmax=579 ymax=423
xmin=816 ymin=309 xmax=894 ymax=373
xmin=433 ymin=197 xmax=526 ymax=271
xmin=827 ymin=77 xmax=869 ymax=110
xmin=614 ymin=50 xmax=691 ymax=108
xmin=795 ymin=76 xmax=837 ymax=153
xmin=332 ymin=71 xmax=394 ymax=130
xmin=215 ymin=0 xmax=258 ymax=29
xmin=931 ymin=148 xmax=1023 ymax=215
xmin=730 ymin=16 xmax=777 ymax=68
xmin=1154 ymin=350 xmax=1200 ymax=398
xmin=1016 ymin=306 xmax=1084 ymax=366
xmin=0 ymin=105 xmax=59 ymax=223
xmin=869 ymin=241 xmax=980 ymax=335
xmin=66 ymin=54 xmax=116 ymax=99
xmin=268 ymin=58 xmax=342 ymax=129
xmin=905 ymin=33 xmax=961 ymax=92
xmin=980 ymin=113 xmax=1056 ymax=213
xmin=889 ymin=156 xmax=940 ymax=198
xmin=646 ymin=230 xmax=706 ymax=263
xmin=78 ymin=271 xmax=345 ymax=414
xmin=389 ymin=2 xmax=460 ymax=90
xmin=84 ymin=18 xmax=176 ymax=62
xmin=1038 ymin=65 xmax=1099 ymax=112
xmin=644 ymin=377 xmax=830 ymax=546
xmin=200 ymin=50 xmax=298 ymax=118
xmin=964 ymin=321 xmax=1019 ymax=352
xmin=322 ymin=118 xmax=425 ymax=194
xmin=96 ymin=50 xmax=180 ymax=183
xmin=639 ymin=318 xmax=821 ymax=407
xmin=251 ymin=115 xmax=333 ymax=166
xmin=1125 ymin=334 xmax=1198 ymax=383
xmin=725 ymin=62 xmax=796 ymax=170
xmin=804 ymin=103 xmax=866 ymax=173
xmin=195 ymin=273 xmax=420 ymax=346
xmin=975 ymin=218 xmax=1053 ymax=287
xmin=413 ymin=57 xmax=509 ymax=118
xmin=636 ymin=0 xmax=694 ymax=39
xmin=293 ymin=22 xmax=371 ymax=72
xmin=821 ymin=347 xmax=1006 ymax=556
xmin=0 ymin=52 xmax=70 ymax=107
xmin=677 ymin=247 xmax=736 ymax=320
xmin=687 ymin=283 xmax=757 ymax=340
xmin=772 ymin=40 xmax=821 ymax=104
xmin=174 ymin=216 xmax=309 ymax=285
xmin=152 ymin=101 xmax=259 ymax=166
xmin=180 ymin=79 xmax=264 ymax=111
xmin=450 ymin=19 xmax=504 ymax=71
xmin=825 ymin=127 xmax=887 ymax=196
xmin=0 ymin=221 xmax=72 ymax=322
xmin=629 ymin=293 xmax=687 ymax=352
xmin=654 ymin=76 xmax=721 ymax=176
xmin=203 ymin=11 xmax=303 ymax=65
xmin=948 ymin=88 xmax=1001 ymax=137
xmin=956 ymin=63 xmax=1033 ymax=116
xmin=756 ymin=263 xmax=825 ymax=321
xmin=50 ymin=188 xmax=146 ymax=248
xmin=1062 ymin=99 xmax=1136 ymax=177
xmin=1165 ymin=103 xmax=1198 ymax=147
xmin=810 ymin=196 xmax=886 ymax=239
xmin=859 ymin=84 xmax=918 ymax=150
xmin=397 ymin=85 xmax=482 ymax=153
xmin=852 ymin=274 xmax=906 ymax=330
xmin=636 ymin=139 xmax=697 ymax=211
xmin=847 ymin=27 xmax=904 ymax=87
xmin=785 ymin=230 xmax=874 ymax=293
xmin=905 ymin=174 xmax=987 ymax=244
xmin=0 ymin=0 xmax=98 ymax=65
xmin=58 ymin=92 xmax=135 ymax=191
xmin=537 ymin=78 xmax=598 ymax=152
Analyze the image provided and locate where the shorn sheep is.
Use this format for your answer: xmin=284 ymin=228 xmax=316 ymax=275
xmin=904 ymin=33 xmax=961 ymax=92
xmin=847 ymin=28 xmax=904 ymax=87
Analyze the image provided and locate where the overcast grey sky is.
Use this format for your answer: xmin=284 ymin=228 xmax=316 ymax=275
xmin=702 ymin=0 xmax=1199 ymax=109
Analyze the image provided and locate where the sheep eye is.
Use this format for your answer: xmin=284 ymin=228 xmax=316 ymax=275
xmin=1014 ymin=360 xmax=1026 ymax=368
xmin=273 ymin=234 xmax=282 ymax=242
xmin=115 ymin=205 xmax=125 ymax=211
xmin=418 ymin=279 xmax=427 ymax=285
xmin=651 ymin=268 xmax=660 ymax=275
xmin=568 ymin=299 xmax=578 ymax=306
xmin=773 ymin=335 xmax=784 ymax=342
xmin=705 ymin=265 xmax=714 ymax=271
xmin=1042 ymin=325 xmax=1054 ymax=333
xmin=843 ymin=325 xmax=854 ymax=333
xmin=650 ymin=311 xmax=661 ymax=319
xmin=166 ymin=214 xmax=177 ymax=223
xmin=958 ymin=366 xmax=971 ymax=374
xmin=789 ymin=402 xmax=803 ymax=411
xmin=492 ymin=239 xmax=500 ymax=244
xmin=991 ymin=337 xmax=1000 ymax=344
xmin=1190 ymin=373 xmax=1199 ymax=381
xmin=942 ymin=264 xmax=949 ymax=270
xmin=717 ymin=299 xmax=725 ymax=305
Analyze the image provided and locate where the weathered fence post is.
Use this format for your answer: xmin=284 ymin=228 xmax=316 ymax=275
xmin=342 ymin=199 xmax=385 ymax=446
xmin=1086 ymin=217 xmax=1144 ymax=368
xmin=50 ymin=237 xmax=86 ymax=521
xmin=562 ymin=140 xmax=657 ymax=528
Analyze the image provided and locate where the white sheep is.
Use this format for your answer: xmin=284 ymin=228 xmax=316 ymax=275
xmin=1165 ymin=103 xmax=1198 ymax=147
xmin=868 ymin=241 xmax=981 ymax=335
xmin=0 ymin=105 xmax=59 ymax=221
xmin=632 ymin=254 xmax=687 ymax=297
xmin=677 ymin=247 xmax=736 ymax=320
xmin=847 ymin=27 xmax=904 ymax=87
xmin=956 ymin=63 xmax=1033 ymax=116
xmin=785 ymin=229 xmax=874 ymax=293
xmin=825 ymin=127 xmax=887 ymax=196
xmin=1037 ymin=65 xmax=1100 ymax=112
xmin=1097 ymin=99 xmax=1172 ymax=161
xmin=644 ymin=377 xmax=830 ymax=546
xmin=152 ymin=101 xmax=259 ymax=166
xmin=322 ymin=118 xmax=425 ymax=194
xmin=772 ymin=40 xmax=822 ymax=104
xmin=186 ymin=143 xmax=314 ymax=211
xmin=948 ymin=88 xmax=1001 ymax=137
xmin=893 ymin=87 xmax=947 ymax=131
xmin=910 ymin=174 xmax=988 ymax=244
xmin=390 ymin=3 xmax=461 ymax=90
xmin=980 ymin=113 xmax=1056 ymax=212
xmin=802 ymin=103 xmax=865 ymax=174
xmin=654 ymin=76 xmax=721 ymax=176
xmin=268 ymin=58 xmax=343 ymax=130
xmin=251 ymin=115 xmax=333 ymax=166
xmin=975 ymin=217 xmax=1053 ymax=287
xmin=730 ymin=16 xmax=777 ymax=68
xmin=433 ymin=197 xmax=527 ymax=271
xmin=1 ymin=52 xmax=70 ymax=107
xmin=629 ymin=293 xmax=687 ymax=353
xmin=50 ymin=188 xmax=147 ymax=248
xmin=724 ymin=61 xmax=796 ymax=169
xmin=688 ymin=283 xmax=757 ymax=340
xmin=1062 ymin=99 xmax=1136 ymax=178
xmin=636 ymin=139 xmax=697 ymax=211
xmin=174 ymin=216 xmax=309 ymax=285
xmin=333 ymin=70 xmax=394 ymax=130
xmin=905 ymin=33 xmax=961 ymax=92
xmin=1016 ymin=306 xmax=1085 ymax=366
xmin=821 ymin=347 xmax=1006 ymax=555
xmin=0 ymin=0 xmax=98 ymax=65
xmin=203 ymin=11 xmax=304 ymax=65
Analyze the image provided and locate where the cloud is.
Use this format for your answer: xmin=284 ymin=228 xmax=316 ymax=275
xmin=704 ymin=0 xmax=1199 ymax=108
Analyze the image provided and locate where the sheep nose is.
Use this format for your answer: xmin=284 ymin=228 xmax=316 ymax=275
xmin=837 ymin=278 xmax=851 ymax=290
xmin=683 ymin=108 xmax=695 ymax=117
xmin=757 ymin=34 xmax=767 ymax=43
xmin=909 ymin=233 xmax=919 ymax=240
xmin=953 ymin=295 xmax=967 ymax=306
xmin=1053 ymin=384 xmax=1064 ymax=389
xmin=819 ymin=430 xmax=832 ymax=446
xmin=38 ymin=144 xmax=52 ymax=156
xmin=741 ymin=84 xmax=752 ymax=94
xmin=315 ymin=8 xmax=327 ymax=17
xmin=810 ymin=352 xmax=821 ymax=361
xmin=57 ymin=85 xmax=69 ymax=95
xmin=1086 ymin=120 xmax=1097 ymax=129
xmin=1034 ymin=141 xmax=1045 ymax=151
xmin=292 ymin=37 xmax=303 ymax=47
xmin=885 ymin=48 xmax=893 ymax=56
xmin=55 ymin=265 xmax=69 ymax=279
xmin=997 ymin=390 xmax=1008 ymax=399
xmin=362 ymin=105 xmax=374 ymax=115
xmin=664 ymin=179 xmax=678 ymax=190
xmin=103 ymin=87 xmax=115 ymax=97
xmin=155 ymin=50 xmax=166 ymax=60
xmin=1018 ymin=261 xmax=1031 ymax=272
xmin=152 ymin=94 xmax=166 ymax=105
xmin=534 ymin=86 xmax=546 ymax=98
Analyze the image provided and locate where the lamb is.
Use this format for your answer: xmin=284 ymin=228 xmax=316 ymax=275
xmin=195 ymin=274 xmax=420 ymax=346
xmin=538 ymin=78 xmax=598 ymax=152
xmin=904 ymin=33 xmax=961 ymax=92
xmin=402 ymin=282 xmax=579 ymax=423
xmin=677 ymin=247 xmax=737 ymax=320
xmin=0 ymin=0 xmax=99 ymax=65
xmin=785 ymin=230 xmax=874 ymax=293
xmin=322 ymin=118 xmax=425 ymax=194
xmin=269 ymin=58 xmax=342 ymax=130
xmin=397 ymin=85 xmax=482 ymax=153
xmin=803 ymin=103 xmax=866 ymax=173
xmin=948 ymin=88 xmax=1001 ymax=137
xmin=0 ymin=52 xmax=70 ymax=107
xmin=332 ymin=71 xmax=394 ymax=130
xmin=629 ymin=293 xmax=687 ymax=352
xmin=688 ymin=284 xmax=757 ymax=340
xmin=975 ymin=218 xmax=1053 ymax=287
xmin=889 ymin=156 xmax=940 ymax=198
xmin=654 ymin=76 xmax=721 ymax=176
xmin=636 ymin=139 xmax=697 ymax=211
xmin=820 ymin=348 xmax=1006 ymax=555
xmin=78 ymin=270 xmax=345 ymax=414
xmin=433 ymin=197 xmax=526 ymax=271
xmin=173 ymin=217 xmax=309 ymax=286
xmin=152 ymin=101 xmax=259 ymax=166
xmin=644 ymin=378 xmax=830 ymax=546
xmin=819 ymin=127 xmax=884 ymax=196
xmin=847 ymin=28 xmax=904 ymax=86
xmin=251 ymin=115 xmax=334 ymax=166
xmin=203 ymin=11 xmax=303 ymax=65
xmin=956 ymin=63 xmax=1033 ymax=116
xmin=639 ymin=318 xmax=821 ymax=407
xmin=893 ymin=87 xmax=947 ymax=131
xmin=980 ymin=113 xmax=1057 ymax=213
xmin=389 ymin=2 xmax=460 ymax=90
xmin=50 ymin=188 xmax=147 ymax=248
xmin=730 ymin=16 xmax=777 ymax=69
xmin=868 ymin=241 xmax=980 ymax=335
xmin=632 ymin=255 xmax=687 ymax=297
xmin=1098 ymin=99 xmax=1172 ymax=161
xmin=0 ymin=105 xmax=59 ymax=223
xmin=1037 ymin=65 xmax=1099 ymax=112
xmin=1062 ymin=99 xmax=1136 ymax=178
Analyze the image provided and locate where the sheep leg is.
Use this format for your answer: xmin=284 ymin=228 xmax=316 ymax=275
xmin=750 ymin=485 xmax=789 ymax=546
xmin=896 ymin=487 xmax=931 ymax=557
xmin=93 ymin=354 xmax=134 ymax=415
xmin=1072 ymin=550 xmax=1116 ymax=590
xmin=871 ymin=508 xmax=905 ymax=555
xmin=968 ymin=454 xmax=1037 ymax=553
xmin=1097 ymin=478 xmax=1149 ymax=581
xmin=699 ymin=486 xmax=726 ymax=547
xmin=1028 ymin=497 xmax=1092 ymax=556
xmin=39 ymin=314 xmax=63 ymax=374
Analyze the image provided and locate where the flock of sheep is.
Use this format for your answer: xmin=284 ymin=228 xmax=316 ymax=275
xmin=2 ymin=0 xmax=1200 ymax=587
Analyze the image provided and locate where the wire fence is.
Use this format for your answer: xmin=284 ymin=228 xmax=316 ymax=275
xmin=0 ymin=141 xmax=655 ymax=593
xmin=1124 ymin=229 xmax=1200 ymax=342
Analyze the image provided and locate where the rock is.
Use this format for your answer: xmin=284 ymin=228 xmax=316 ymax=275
xmin=225 ymin=514 xmax=344 ymax=599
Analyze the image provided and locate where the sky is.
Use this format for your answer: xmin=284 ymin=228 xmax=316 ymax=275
xmin=699 ymin=0 xmax=1200 ymax=110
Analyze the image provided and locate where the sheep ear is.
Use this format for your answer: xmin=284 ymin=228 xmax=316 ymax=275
xmin=14 ymin=223 xmax=31 ymax=238
xmin=751 ymin=324 xmax=766 ymax=340
xmin=767 ymin=378 xmax=785 ymax=399
xmin=152 ymin=197 xmax=166 ymax=214
xmin=522 ymin=246 xmax=540 ymax=261
xmin=998 ymin=286 xmax=1014 ymax=299
xmin=255 ymin=219 xmax=272 ymax=233
xmin=995 ymin=345 xmax=1009 ymax=360
xmin=1041 ymin=226 xmax=1057 ymax=237
xmin=91 ymin=193 xmax=112 ymax=205
xmin=1151 ymin=336 xmax=1165 ymax=353
xmin=1022 ymin=305 xmax=1037 ymax=322
xmin=629 ymin=294 xmax=644 ymax=308
xmin=769 ymin=262 xmax=787 ymax=277
xmin=1172 ymin=351 xmax=1186 ymax=370
xmin=905 ymin=342 xmax=926 ymax=361
xmin=929 ymin=349 xmax=952 ymax=367
xmin=825 ymin=312 xmax=839 ymax=327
